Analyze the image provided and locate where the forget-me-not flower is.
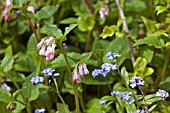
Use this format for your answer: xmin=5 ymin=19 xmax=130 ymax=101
xmin=31 ymin=76 xmax=44 ymax=85
xmin=34 ymin=108 xmax=45 ymax=113
xmin=156 ymin=89 xmax=169 ymax=100
xmin=111 ymin=91 xmax=120 ymax=96
xmin=130 ymin=76 xmax=144 ymax=88
xmin=42 ymin=68 xmax=60 ymax=77
xmin=120 ymin=92 xmax=134 ymax=104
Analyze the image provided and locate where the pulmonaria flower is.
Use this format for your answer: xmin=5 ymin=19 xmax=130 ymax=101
xmin=42 ymin=68 xmax=60 ymax=77
xmin=130 ymin=76 xmax=144 ymax=88
xmin=156 ymin=89 xmax=169 ymax=100
xmin=136 ymin=109 xmax=147 ymax=113
xmin=31 ymin=76 xmax=44 ymax=85
xmin=1 ymin=83 xmax=11 ymax=92
xmin=106 ymin=52 xmax=121 ymax=62
xmin=72 ymin=63 xmax=89 ymax=83
xmin=111 ymin=91 xmax=120 ymax=96
xmin=34 ymin=108 xmax=45 ymax=113
xmin=6 ymin=102 xmax=16 ymax=111
xmin=37 ymin=37 xmax=56 ymax=60
xmin=121 ymin=92 xmax=134 ymax=104
xmin=27 ymin=6 xmax=35 ymax=13
xmin=99 ymin=6 xmax=109 ymax=19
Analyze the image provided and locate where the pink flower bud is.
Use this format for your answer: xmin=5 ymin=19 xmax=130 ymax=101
xmin=78 ymin=65 xmax=84 ymax=77
xmin=37 ymin=39 xmax=45 ymax=49
xmin=27 ymin=6 xmax=35 ymax=13
xmin=39 ymin=45 xmax=46 ymax=56
xmin=83 ymin=64 xmax=89 ymax=75
xmin=44 ymin=36 xmax=54 ymax=45
xmin=1 ymin=83 xmax=11 ymax=92
xmin=72 ymin=69 xmax=81 ymax=83
xmin=45 ymin=45 xmax=55 ymax=60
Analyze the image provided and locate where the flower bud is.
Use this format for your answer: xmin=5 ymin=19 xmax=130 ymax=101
xmin=27 ymin=6 xmax=35 ymax=13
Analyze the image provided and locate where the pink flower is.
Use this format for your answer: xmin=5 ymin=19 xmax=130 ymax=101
xmin=83 ymin=63 xmax=89 ymax=74
xmin=27 ymin=6 xmax=35 ymax=13
xmin=1 ymin=83 xmax=11 ymax=92
xmin=99 ymin=6 xmax=109 ymax=19
xmin=72 ymin=69 xmax=81 ymax=83
xmin=45 ymin=44 xmax=56 ymax=60
xmin=78 ymin=65 xmax=84 ymax=78
xmin=39 ymin=45 xmax=46 ymax=56
xmin=44 ymin=36 xmax=54 ymax=45
xmin=37 ymin=39 xmax=45 ymax=49
xmin=6 ymin=0 xmax=12 ymax=7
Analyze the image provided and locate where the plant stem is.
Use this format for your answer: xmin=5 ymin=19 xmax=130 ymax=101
xmin=82 ymin=0 xmax=94 ymax=15
xmin=126 ymin=102 xmax=133 ymax=113
xmin=138 ymin=86 xmax=149 ymax=113
xmin=58 ymin=42 xmax=80 ymax=113
xmin=115 ymin=0 xmax=135 ymax=67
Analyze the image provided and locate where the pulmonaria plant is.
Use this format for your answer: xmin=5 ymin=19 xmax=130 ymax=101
xmin=130 ymin=76 xmax=144 ymax=88
xmin=156 ymin=89 xmax=169 ymax=100
xmin=72 ymin=62 xmax=89 ymax=83
xmin=99 ymin=6 xmax=109 ymax=19
xmin=37 ymin=36 xmax=57 ymax=60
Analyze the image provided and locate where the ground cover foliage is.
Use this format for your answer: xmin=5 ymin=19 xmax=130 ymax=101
xmin=1 ymin=0 xmax=170 ymax=113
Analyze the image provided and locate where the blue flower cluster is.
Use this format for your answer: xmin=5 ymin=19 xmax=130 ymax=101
xmin=130 ymin=76 xmax=144 ymax=88
xmin=92 ymin=63 xmax=117 ymax=77
xmin=34 ymin=108 xmax=45 ymax=113
xmin=156 ymin=89 xmax=169 ymax=100
xmin=136 ymin=109 xmax=147 ymax=113
xmin=31 ymin=76 xmax=44 ymax=85
xmin=106 ymin=51 xmax=120 ymax=62
xmin=42 ymin=68 xmax=60 ymax=77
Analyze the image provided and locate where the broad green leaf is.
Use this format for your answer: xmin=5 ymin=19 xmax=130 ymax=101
xmin=0 ymin=89 xmax=11 ymax=103
xmin=149 ymin=104 xmax=157 ymax=112
xmin=165 ymin=42 xmax=170 ymax=47
xmin=100 ymin=95 xmax=115 ymax=101
xmin=134 ymin=57 xmax=147 ymax=76
xmin=140 ymin=97 xmax=162 ymax=105
xmin=121 ymin=67 xmax=129 ymax=85
xmin=86 ymin=98 xmax=103 ymax=113
xmin=37 ymin=5 xmax=59 ymax=19
xmin=141 ymin=16 xmax=156 ymax=35
xmin=117 ymin=18 xmax=125 ymax=28
xmin=45 ymin=22 xmax=63 ymax=38
xmin=155 ymin=6 xmax=167 ymax=15
xmin=126 ymin=0 xmax=146 ymax=12
xmin=64 ymin=24 xmax=77 ymax=36
xmin=100 ymin=25 xmax=118 ymax=39
xmin=60 ymin=18 xmax=77 ymax=24
xmin=57 ymin=103 xmax=70 ymax=113
xmin=139 ymin=46 xmax=154 ymax=63
xmin=143 ymin=67 xmax=154 ymax=77
xmin=133 ymin=36 xmax=165 ymax=48
xmin=1 ymin=46 xmax=14 ymax=72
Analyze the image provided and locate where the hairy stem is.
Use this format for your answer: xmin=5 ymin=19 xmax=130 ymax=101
xmin=115 ymin=0 xmax=135 ymax=67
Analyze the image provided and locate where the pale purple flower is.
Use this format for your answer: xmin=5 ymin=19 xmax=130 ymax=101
xmin=45 ymin=44 xmax=56 ymax=60
xmin=82 ymin=63 xmax=89 ymax=75
xmin=111 ymin=91 xmax=120 ymax=96
xmin=44 ymin=36 xmax=54 ymax=45
xmin=42 ymin=68 xmax=55 ymax=76
xmin=156 ymin=89 xmax=169 ymax=100
xmin=37 ymin=39 xmax=45 ymax=49
xmin=6 ymin=0 xmax=12 ymax=7
xmin=99 ymin=6 xmax=109 ymax=19
xmin=1 ymin=83 xmax=11 ymax=92
xmin=78 ymin=65 xmax=84 ymax=77
xmin=39 ymin=45 xmax=46 ymax=56
xmin=72 ymin=69 xmax=81 ymax=83
xmin=34 ymin=108 xmax=45 ymax=113
xmin=31 ymin=76 xmax=44 ymax=85
xmin=27 ymin=6 xmax=35 ymax=13
xmin=130 ymin=76 xmax=144 ymax=88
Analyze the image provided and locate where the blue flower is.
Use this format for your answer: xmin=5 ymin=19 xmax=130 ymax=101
xmin=156 ymin=89 xmax=169 ymax=100
xmin=101 ymin=63 xmax=117 ymax=71
xmin=99 ymin=100 xmax=108 ymax=105
xmin=120 ymin=92 xmax=134 ymax=104
xmin=31 ymin=76 xmax=44 ymax=85
xmin=42 ymin=68 xmax=60 ymax=77
xmin=92 ymin=69 xmax=109 ymax=77
xmin=136 ymin=109 xmax=147 ymax=113
xmin=34 ymin=108 xmax=45 ymax=113
xmin=106 ymin=52 xmax=120 ymax=62
xmin=111 ymin=91 xmax=120 ymax=96
xmin=130 ymin=76 xmax=144 ymax=88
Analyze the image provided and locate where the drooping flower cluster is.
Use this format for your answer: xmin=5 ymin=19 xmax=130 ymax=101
xmin=37 ymin=36 xmax=57 ymax=60
xmin=156 ymin=89 xmax=169 ymax=100
xmin=34 ymin=108 xmax=45 ymax=113
xmin=130 ymin=76 xmax=144 ymax=88
xmin=31 ymin=76 xmax=44 ymax=85
xmin=92 ymin=63 xmax=117 ymax=77
xmin=72 ymin=63 xmax=89 ymax=83
xmin=106 ymin=51 xmax=121 ymax=62
xmin=99 ymin=6 xmax=109 ymax=19
xmin=42 ymin=68 xmax=60 ymax=77
xmin=1 ymin=0 xmax=21 ymax=22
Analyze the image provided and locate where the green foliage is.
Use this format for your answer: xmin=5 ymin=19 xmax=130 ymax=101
xmin=0 ymin=89 xmax=11 ymax=103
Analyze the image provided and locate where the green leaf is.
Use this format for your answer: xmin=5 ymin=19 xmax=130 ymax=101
xmin=64 ymin=24 xmax=77 ymax=36
xmin=121 ymin=67 xmax=129 ymax=86
xmin=13 ymin=0 xmax=28 ymax=7
xmin=100 ymin=25 xmax=118 ymax=39
xmin=117 ymin=18 xmax=125 ymax=28
xmin=60 ymin=18 xmax=77 ymax=24
xmin=126 ymin=0 xmax=146 ymax=12
xmin=86 ymin=98 xmax=103 ymax=113
xmin=1 ymin=46 xmax=14 ymax=72
xmin=45 ymin=22 xmax=63 ymax=38
xmin=100 ymin=95 xmax=115 ymax=101
xmin=141 ymin=16 xmax=156 ymax=35
xmin=0 ymin=89 xmax=11 ymax=103
xmin=143 ymin=67 xmax=154 ymax=77
xmin=155 ymin=6 xmax=167 ymax=15
xmin=133 ymin=36 xmax=165 ymax=48
xmin=134 ymin=57 xmax=147 ymax=76
xmin=37 ymin=5 xmax=59 ymax=19
xmin=139 ymin=46 xmax=154 ymax=63
xmin=57 ymin=103 xmax=70 ymax=113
